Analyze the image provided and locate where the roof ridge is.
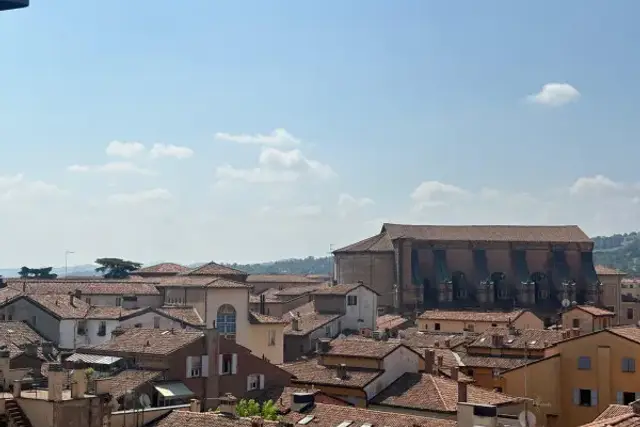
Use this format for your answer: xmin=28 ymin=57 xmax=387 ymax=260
xmin=429 ymin=374 xmax=450 ymax=411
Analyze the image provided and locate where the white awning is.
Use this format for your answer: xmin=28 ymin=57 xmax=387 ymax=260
xmin=153 ymin=382 xmax=194 ymax=398
xmin=66 ymin=353 xmax=122 ymax=365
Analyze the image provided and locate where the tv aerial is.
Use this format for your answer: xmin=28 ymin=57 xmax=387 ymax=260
xmin=139 ymin=393 xmax=151 ymax=408
xmin=561 ymin=299 xmax=571 ymax=308
xmin=518 ymin=410 xmax=536 ymax=427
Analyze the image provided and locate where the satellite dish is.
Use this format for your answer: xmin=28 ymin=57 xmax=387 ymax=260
xmin=518 ymin=410 xmax=537 ymax=427
xmin=561 ymin=299 xmax=571 ymax=308
xmin=139 ymin=393 xmax=151 ymax=408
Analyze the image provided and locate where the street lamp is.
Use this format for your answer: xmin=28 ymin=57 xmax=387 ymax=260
xmin=0 ymin=0 xmax=28 ymax=11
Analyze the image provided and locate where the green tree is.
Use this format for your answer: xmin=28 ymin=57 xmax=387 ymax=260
xmin=261 ymin=400 xmax=278 ymax=421
xmin=235 ymin=399 xmax=261 ymax=417
xmin=18 ymin=266 xmax=57 ymax=279
xmin=95 ymin=258 xmax=142 ymax=279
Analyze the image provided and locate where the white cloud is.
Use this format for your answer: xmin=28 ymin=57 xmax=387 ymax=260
xmin=570 ymin=175 xmax=624 ymax=196
xmin=67 ymin=161 xmax=154 ymax=176
xmin=215 ymin=147 xmax=335 ymax=185
xmin=411 ymin=181 xmax=469 ymax=208
xmin=338 ymin=193 xmax=374 ymax=216
xmin=257 ymin=204 xmax=323 ymax=219
xmin=526 ymin=83 xmax=580 ymax=107
xmin=105 ymin=140 xmax=146 ymax=158
xmin=107 ymin=188 xmax=173 ymax=204
xmin=214 ymin=128 xmax=300 ymax=147
xmin=0 ymin=174 xmax=66 ymax=202
xmin=150 ymin=143 xmax=194 ymax=159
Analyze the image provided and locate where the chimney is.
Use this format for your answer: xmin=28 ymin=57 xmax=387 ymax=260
xmin=631 ymin=399 xmax=640 ymax=415
xmin=69 ymin=293 xmax=75 ymax=307
xmin=189 ymin=398 xmax=201 ymax=413
xmin=457 ymin=402 xmax=497 ymax=427
xmin=450 ymin=366 xmax=459 ymax=381
xmin=437 ymin=354 xmax=444 ymax=369
xmin=336 ymin=363 xmax=347 ymax=380
xmin=491 ymin=334 xmax=504 ymax=347
xmin=458 ymin=379 xmax=468 ymax=403
xmin=444 ymin=338 xmax=451 ymax=348
xmin=47 ymin=362 xmax=65 ymax=402
xmin=0 ymin=276 xmax=5 ymax=289
xmin=42 ymin=342 xmax=54 ymax=358
xmin=291 ymin=392 xmax=315 ymax=412
xmin=357 ymin=280 xmax=364 ymax=285
xmin=71 ymin=362 xmax=87 ymax=399
xmin=543 ymin=340 xmax=549 ymax=348
xmin=0 ymin=346 xmax=10 ymax=391
xmin=74 ymin=289 xmax=82 ymax=300
xmin=22 ymin=282 xmax=26 ymax=293
xmin=291 ymin=318 xmax=299 ymax=331
xmin=24 ymin=342 xmax=37 ymax=357
xmin=317 ymin=338 xmax=331 ymax=354
xmin=434 ymin=340 xmax=440 ymax=348
xmin=218 ymin=393 xmax=238 ymax=416
xmin=259 ymin=294 xmax=266 ymax=315
xmin=12 ymin=380 xmax=21 ymax=398
xmin=424 ymin=349 xmax=435 ymax=374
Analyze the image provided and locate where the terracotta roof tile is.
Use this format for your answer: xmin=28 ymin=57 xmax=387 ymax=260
xmin=283 ymin=308 xmax=341 ymax=336
xmin=312 ymin=282 xmax=379 ymax=296
xmin=154 ymin=411 xmax=279 ymax=427
xmin=377 ymin=314 xmax=411 ymax=331
xmin=468 ymin=327 xmax=564 ymax=350
xmin=333 ymin=232 xmax=394 ymax=253
xmin=155 ymin=306 xmax=204 ymax=326
xmin=104 ymin=370 xmax=162 ymax=400
xmin=283 ymin=402 xmax=458 ymax=427
xmin=6 ymin=279 xmax=160 ymax=295
xmin=280 ymin=358 xmax=381 ymax=388
xmin=595 ymin=265 xmax=627 ymax=276
xmin=458 ymin=354 xmax=529 ymax=370
xmin=573 ymin=305 xmax=616 ymax=317
xmin=249 ymin=311 xmax=287 ymax=325
xmin=323 ymin=337 xmax=404 ymax=359
xmin=608 ymin=327 xmax=640 ymax=344
xmin=257 ymin=386 xmax=349 ymax=410
xmin=84 ymin=328 xmax=203 ymax=356
xmin=418 ymin=309 xmax=526 ymax=323
xmin=184 ymin=262 xmax=247 ymax=277
xmin=24 ymin=295 xmax=90 ymax=319
xmin=86 ymin=306 xmax=149 ymax=320
xmin=0 ymin=321 xmax=53 ymax=360
xmin=275 ymin=283 xmax=329 ymax=297
xmin=593 ymin=405 xmax=634 ymax=421
xmin=152 ymin=276 xmax=250 ymax=288
xmin=134 ymin=263 xmax=190 ymax=274
xmin=282 ymin=301 xmax=317 ymax=319
xmin=373 ymin=372 xmax=523 ymax=412
xmin=246 ymin=274 xmax=322 ymax=284
xmin=382 ymin=223 xmax=592 ymax=243
xmin=397 ymin=328 xmax=473 ymax=349
xmin=580 ymin=405 xmax=640 ymax=427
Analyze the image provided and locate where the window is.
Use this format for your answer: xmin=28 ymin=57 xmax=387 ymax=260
xmin=492 ymin=368 xmax=501 ymax=378
xmin=466 ymin=324 xmax=475 ymax=332
xmin=247 ymin=374 xmax=264 ymax=391
xmin=628 ymin=308 xmax=634 ymax=320
xmin=347 ymin=295 xmax=358 ymax=306
xmin=217 ymin=305 xmax=236 ymax=336
xmin=98 ymin=321 xmax=107 ymax=336
xmin=219 ymin=354 xmax=237 ymax=375
xmin=617 ymin=391 xmax=640 ymax=405
xmin=467 ymin=368 xmax=474 ymax=376
xmin=572 ymin=318 xmax=580 ymax=328
xmin=434 ymin=323 xmax=441 ymax=331
xmin=85 ymin=297 xmax=91 ymax=304
xmin=622 ymin=358 xmax=636 ymax=373
xmin=77 ymin=320 xmax=87 ymax=336
xmin=115 ymin=297 xmax=122 ymax=307
xmin=538 ymin=289 xmax=549 ymax=299
xmin=577 ymin=356 xmax=591 ymax=370
xmin=497 ymin=289 xmax=509 ymax=299
xmin=325 ymin=325 xmax=332 ymax=337
xmin=268 ymin=330 xmax=276 ymax=346
xmin=574 ymin=389 xmax=597 ymax=407
xmin=189 ymin=356 xmax=202 ymax=377
xmin=31 ymin=316 xmax=37 ymax=326
xmin=153 ymin=316 xmax=161 ymax=329
xmin=491 ymin=323 xmax=497 ymax=327
xmin=456 ymin=289 xmax=467 ymax=298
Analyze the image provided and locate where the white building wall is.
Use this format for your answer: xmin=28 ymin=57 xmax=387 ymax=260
xmin=363 ymin=346 xmax=420 ymax=399
xmin=59 ymin=319 xmax=78 ymax=350
xmin=120 ymin=310 xmax=199 ymax=330
xmin=308 ymin=316 xmax=343 ymax=345
xmin=344 ymin=287 xmax=378 ymax=331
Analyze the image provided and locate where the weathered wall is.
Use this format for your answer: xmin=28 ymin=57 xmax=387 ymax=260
xmin=334 ymin=253 xmax=395 ymax=307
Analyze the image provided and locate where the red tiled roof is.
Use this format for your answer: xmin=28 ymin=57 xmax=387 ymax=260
xmin=134 ymin=263 xmax=190 ymax=274
xmin=373 ymin=372 xmax=523 ymax=412
xmin=257 ymin=386 xmax=350 ymax=411
xmin=84 ymin=328 xmax=203 ymax=356
xmin=382 ymin=223 xmax=592 ymax=243
xmin=154 ymin=411 xmax=279 ymax=427
xmin=397 ymin=328 xmax=473 ymax=349
xmin=246 ymin=274 xmax=321 ymax=284
xmin=333 ymin=232 xmax=394 ymax=253
xmin=323 ymin=337 xmax=405 ymax=359
xmin=283 ymin=403 xmax=458 ymax=427
xmin=152 ymin=276 xmax=250 ymax=288
xmin=6 ymin=279 xmax=160 ymax=295
xmin=0 ymin=321 xmax=52 ymax=360
xmin=24 ymin=295 xmax=91 ymax=319
xmin=312 ymin=282 xmax=379 ymax=296
xmin=283 ymin=302 xmax=341 ymax=336
xmin=595 ymin=265 xmax=627 ymax=276
xmin=280 ymin=358 xmax=381 ymax=388
xmin=607 ymin=327 xmax=640 ymax=345
xmin=458 ymin=354 xmax=529 ymax=370
xmin=184 ymin=262 xmax=247 ymax=277
xmin=249 ymin=312 xmax=287 ymax=325
xmin=580 ymin=404 xmax=640 ymax=427
xmin=103 ymin=370 xmax=162 ymax=400
xmin=468 ymin=327 xmax=564 ymax=350
xmin=377 ymin=314 xmax=411 ymax=331
xmin=154 ymin=306 xmax=204 ymax=326
xmin=86 ymin=306 xmax=149 ymax=320
xmin=572 ymin=305 xmax=616 ymax=317
xmin=418 ymin=309 xmax=527 ymax=323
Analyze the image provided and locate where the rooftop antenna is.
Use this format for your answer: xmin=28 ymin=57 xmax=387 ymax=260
xmin=328 ymin=244 xmax=335 ymax=282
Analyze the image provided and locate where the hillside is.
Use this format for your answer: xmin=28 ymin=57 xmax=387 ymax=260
xmin=593 ymin=232 xmax=640 ymax=276
xmin=226 ymin=256 xmax=332 ymax=275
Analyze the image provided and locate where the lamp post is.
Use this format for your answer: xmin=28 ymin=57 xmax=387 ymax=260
xmin=65 ymin=250 xmax=75 ymax=278
xmin=0 ymin=0 xmax=29 ymax=11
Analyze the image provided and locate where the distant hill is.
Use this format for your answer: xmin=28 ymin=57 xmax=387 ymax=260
xmin=226 ymin=256 xmax=332 ymax=275
xmin=593 ymin=232 xmax=640 ymax=276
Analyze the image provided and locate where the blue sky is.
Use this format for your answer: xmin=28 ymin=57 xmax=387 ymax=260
xmin=0 ymin=0 xmax=639 ymax=267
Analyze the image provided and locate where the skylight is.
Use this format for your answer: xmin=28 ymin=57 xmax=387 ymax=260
xmin=298 ymin=415 xmax=314 ymax=425
xmin=336 ymin=422 xmax=353 ymax=427
xmin=529 ymin=340 xmax=537 ymax=345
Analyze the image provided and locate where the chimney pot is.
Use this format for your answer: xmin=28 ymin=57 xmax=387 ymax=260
xmin=336 ymin=363 xmax=347 ymax=380
xmin=450 ymin=366 xmax=459 ymax=381
xmin=291 ymin=318 xmax=299 ymax=331
xmin=457 ymin=380 xmax=468 ymax=403
xmin=424 ymin=349 xmax=435 ymax=374
xmin=69 ymin=293 xmax=75 ymax=307
xmin=437 ymin=354 xmax=444 ymax=367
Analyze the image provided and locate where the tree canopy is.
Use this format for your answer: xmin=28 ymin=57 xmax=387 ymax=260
xmin=18 ymin=266 xmax=58 ymax=279
xmin=234 ymin=399 xmax=278 ymax=420
xmin=94 ymin=258 xmax=142 ymax=279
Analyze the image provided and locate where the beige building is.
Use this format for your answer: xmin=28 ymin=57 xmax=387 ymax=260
xmin=562 ymin=305 xmax=615 ymax=334
xmin=595 ymin=265 xmax=627 ymax=324
xmin=500 ymin=326 xmax=640 ymax=427
xmin=417 ymin=309 xmax=543 ymax=333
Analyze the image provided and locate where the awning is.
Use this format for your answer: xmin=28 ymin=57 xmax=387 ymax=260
xmin=66 ymin=353 xmax=122 ymax=365
xmin=153 ymin=382 xmax=194 ymax=398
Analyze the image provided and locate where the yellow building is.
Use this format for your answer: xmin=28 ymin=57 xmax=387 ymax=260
xmin=595 ymin=265 xmax=626 ymax=323
xmin=500 ymin=326 xmax=640 ymax=427
xmin=417 ymin=309 xmax=543 ymax=333
xmin=562 ymin=306 xmax=615 ymax=334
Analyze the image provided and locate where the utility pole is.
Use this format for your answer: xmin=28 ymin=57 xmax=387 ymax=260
xmin=328 ymin=244 xmax=335 ymax=282
xmin=65 ymin=250 xmax=75 ymax=278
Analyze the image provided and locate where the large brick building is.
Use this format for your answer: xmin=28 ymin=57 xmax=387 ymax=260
xmin=334 ymin=223 xmax=601 ymax=321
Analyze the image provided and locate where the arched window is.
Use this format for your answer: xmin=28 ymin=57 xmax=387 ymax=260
xmin=217 ymin=304 xmax=236 ymax=335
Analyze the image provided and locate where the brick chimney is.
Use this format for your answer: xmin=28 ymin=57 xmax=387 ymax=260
xmin=71 ymin=362 xmax=87 ymax=399
xmin=47 ymin=363 xmax=65 ymax=402
xmin=424 ymin=349 xmax=435 ymax=374
xmin=458 ymin=377 xmax=468 ymax=403
xmin=291 ymin=318 xmax=299 ymax=331
xmin=437 ymin=354 xmax=444 ymax=369
xmin=450 ymin=366 xmax=459 ymax=381
xmin=189 ymin=398 xmax=201 ymax=413
xmin=336 ymin=364 xmax=347 ymax=380
xmin=218 ymin=393 xmax=238 ymax=416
